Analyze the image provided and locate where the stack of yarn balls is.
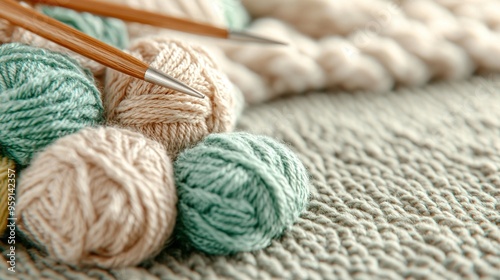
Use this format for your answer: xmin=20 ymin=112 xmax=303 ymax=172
xmin=0 ymin=1 xmax=309 ymax=269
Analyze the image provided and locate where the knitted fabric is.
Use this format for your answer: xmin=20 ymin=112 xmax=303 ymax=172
xmin=107 ymin=0 xmax=500 ymax=104
xmin=2 ymin=74 xmax=500 ymax=279
xmin=221 ymin=0 xmax=500 ymax=103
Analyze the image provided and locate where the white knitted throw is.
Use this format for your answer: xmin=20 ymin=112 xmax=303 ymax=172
xmin=229 ymin=0 xmax=500 ymax=103
xmin=109 ymin=0 xmax=500 ymax=104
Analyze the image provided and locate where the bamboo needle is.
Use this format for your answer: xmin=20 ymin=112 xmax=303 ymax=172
xmin=0 ymin=0 xmax=205 ymax=98
xmin=29 ymin=0 xmax=287 ymax=45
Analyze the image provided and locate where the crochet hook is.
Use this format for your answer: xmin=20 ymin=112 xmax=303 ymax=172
xmin=0 ymin=0 xmax=205 ymax=99
xmin=28 ymin=0 xmax=287 ymax=45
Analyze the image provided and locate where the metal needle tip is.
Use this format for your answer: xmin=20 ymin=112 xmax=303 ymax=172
xmin=229 ymin=31 xmax=288 ymax=45
xmin=145 ymin=68 xmax=205 ymax=99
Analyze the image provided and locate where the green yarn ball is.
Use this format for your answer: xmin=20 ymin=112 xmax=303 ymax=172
xmin=218 ymin=0 xmax=251 ymax=30
xmin=40 ymin=6 xmax=129 ymax=49
xmin=174 ymin=132 xmax=310 ymax=255
xmin=0 ymin=43 xmax=104 ymax=166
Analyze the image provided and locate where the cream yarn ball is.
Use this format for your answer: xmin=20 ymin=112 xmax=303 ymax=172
xmin=104 ymin=37 xmax=240 ymax=157
xmin=17 ymin=127 xmax=177 ymax=268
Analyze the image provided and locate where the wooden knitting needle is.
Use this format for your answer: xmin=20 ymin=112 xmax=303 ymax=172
xmin=28 ymin=0 xmax=287 ymax=45
xmin=0 ymin=0 xmax=205 ymax=98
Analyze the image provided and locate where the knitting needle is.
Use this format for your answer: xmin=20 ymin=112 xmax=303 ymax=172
xmin=0 ymin=0 xmax=205 ymax=99
xmin=28 ymin=0 xmax=287 ymax=45
xmin=229 ymin=31 xmax=287 ymax=45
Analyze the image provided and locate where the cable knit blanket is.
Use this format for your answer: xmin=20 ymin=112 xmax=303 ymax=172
xmin=1 ymin=74 xmax=500 ymax=279
xmin=99 ymin=0 xmax=500 ymax=105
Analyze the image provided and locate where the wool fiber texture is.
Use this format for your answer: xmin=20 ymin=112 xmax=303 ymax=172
xmin=0 ymin=4 xmax=129 ymax=76
xmin=0 ymin=1 xmax=499 ymax=279
xmin=104 ymin=37 xmax=242 ymax=158
xmin=110 ymin=0 xmax=500 ymax=104
xmin=174 ymin=132 xmax=310 ymax=255
xmin=103 ymin=0 xmax=229 ymax=39
xmin=16 ymin=127 xmax=178 ymax=268
xmin=0 ymin=43 xmax=104 ymax=166
xmin=3 ymin=75 xmax=500 ymax=279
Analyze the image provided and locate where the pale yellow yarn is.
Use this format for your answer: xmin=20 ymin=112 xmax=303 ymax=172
xmin=0 ymin=156 xmax=15 ymax=235
xmin=0 ymin=5 xmax=106 ymax=76
xmin=104 ymin=37 xmax=240 ymax=157
xmin=17 ymin=127 xmax=177 ymax=268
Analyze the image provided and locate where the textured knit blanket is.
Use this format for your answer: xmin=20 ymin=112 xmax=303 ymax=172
xmin=96 ymin=0 xmax=500 ymax=105
xmin=1 ymin=74 xmax=499 ymax=279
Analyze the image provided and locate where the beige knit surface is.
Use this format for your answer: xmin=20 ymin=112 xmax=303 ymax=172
xmin=1 ymin=75 xmax=500 ymax=279
xmin=105 ymin=0 xmax=500 ymax=105
xmin=222 ymin=0 xmax=500 ymax=104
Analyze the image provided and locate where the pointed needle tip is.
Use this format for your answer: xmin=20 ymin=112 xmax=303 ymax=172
xmin=190 ymin=89 xmax=205 ymax=99
xmin=145 ymin=68 xmax=206 ymax=99
xmin=229 ymin=31 xmax=288 ymax=46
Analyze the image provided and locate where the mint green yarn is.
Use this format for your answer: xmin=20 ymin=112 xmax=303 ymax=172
xmin=218 ymin=0 xmax=251 ymax=30
xmin=174 ymin=132 xmax=310 ymax=255
xmin=0 ymin=43 xmax=104 ymax=166
xmin=40 ymin=6 xmax=128 ymax=49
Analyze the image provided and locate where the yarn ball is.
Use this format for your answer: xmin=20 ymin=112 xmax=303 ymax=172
xmin=40 ymin=6 xmax=129 ymax=50
xmin=17 ymin=126 xmax=178 ymax=268
xmin=217 ymin=0 xmax=251 ymax=30
xmin=0 ymin=5 xmax=128 ymax=76
xmin=0 ymin=156 xmax=15 ymax=235
xmin=174 ymin=132 xmax=310 ymax=255
xmin=104 ymin=37 xmax=241 ymax=157
xmin=0 ymin=43 xmax=104 ymax=166
xmin=103 ymin=0 xmax=228 ymax=40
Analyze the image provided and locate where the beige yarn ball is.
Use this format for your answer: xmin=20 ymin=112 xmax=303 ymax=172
xmin=104 ymin=37 xmax=240 ymax=157
xmin=17 ymin=127 xmax=177 ymax=268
